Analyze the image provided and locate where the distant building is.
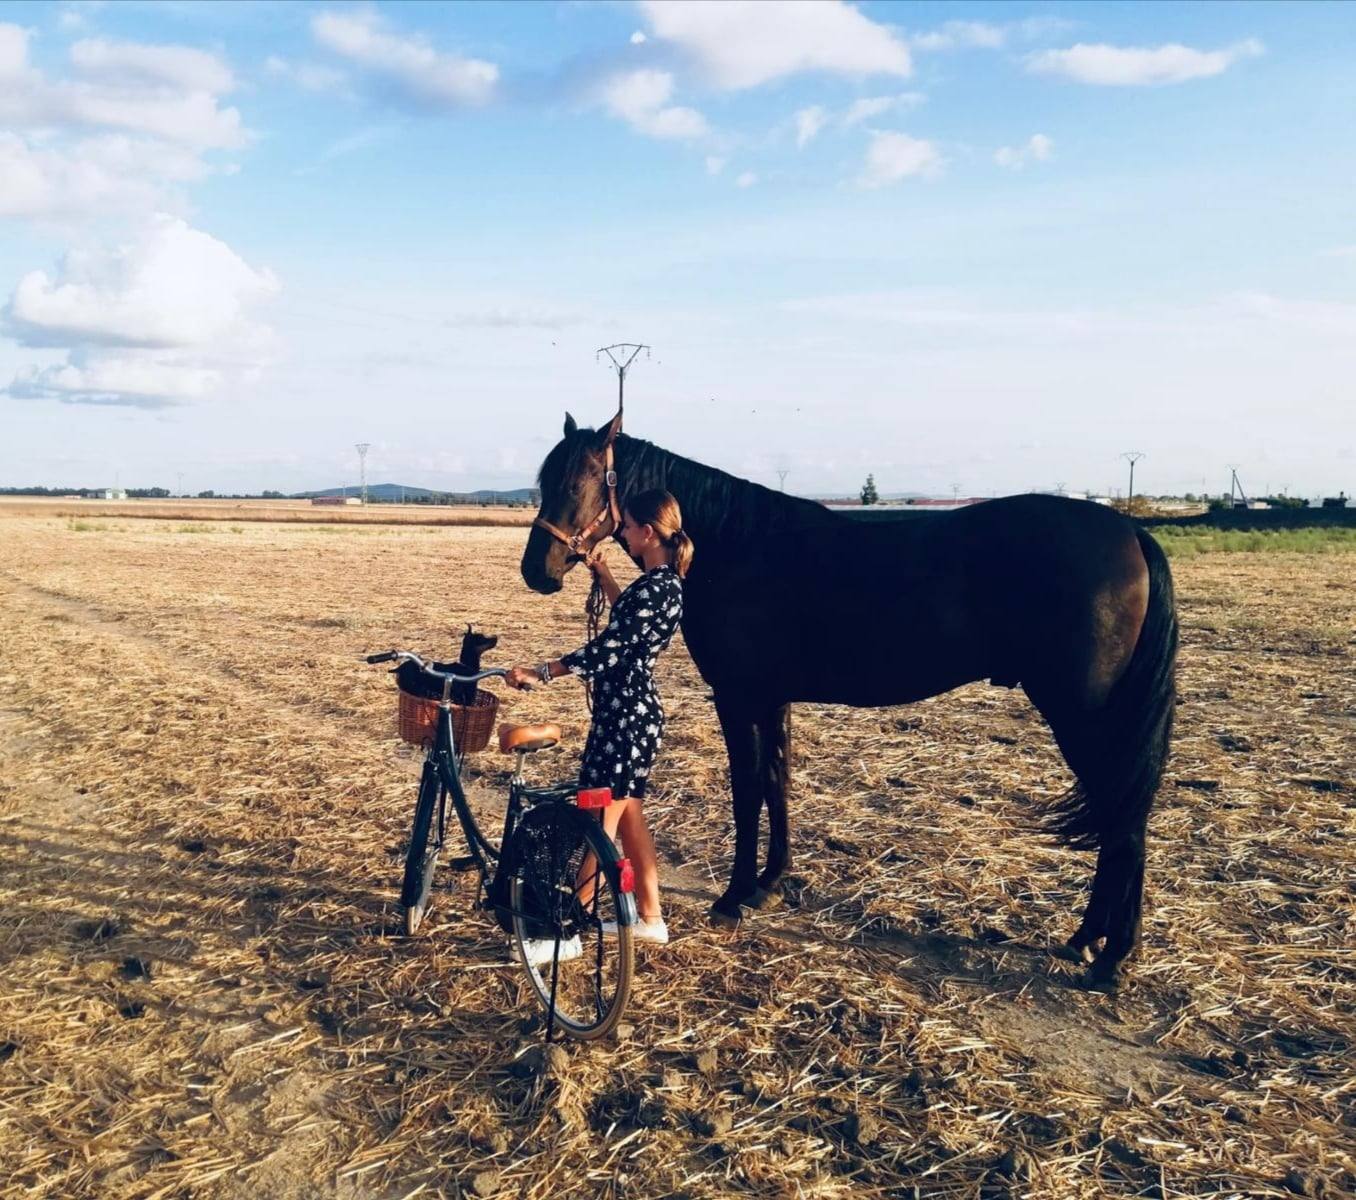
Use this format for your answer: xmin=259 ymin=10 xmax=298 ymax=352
xmin=95 ymin=488 xmax=127 ymax=500
xmin=311 ymin=495 xmax=361 ymax=506
xmin=902 ymin=497 xmax=988 ymax=512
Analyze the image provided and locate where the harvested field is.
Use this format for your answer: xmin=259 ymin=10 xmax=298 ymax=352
xmin=0 ymin=514 xmax=1352 ymax=1199
xmin=0 ymin=497 xmax=534 ymax=527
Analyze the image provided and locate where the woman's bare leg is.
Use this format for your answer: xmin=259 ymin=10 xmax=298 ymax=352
xmin=574 ymin=796 xmax=661 ymax=919
xmin=575 ymin=798 xmax=627 ymax=906
xmin=615 ymin=798 xmax=662 ymax=920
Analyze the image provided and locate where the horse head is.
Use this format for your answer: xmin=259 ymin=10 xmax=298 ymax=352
xmin=521 ymin=410 xmax=623 ymax=594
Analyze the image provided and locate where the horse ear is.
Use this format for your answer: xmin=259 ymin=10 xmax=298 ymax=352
xmin=599 ymin=409 xmax=623 ymax=446
xmin=563 ymin=412 xmax=577 ymax=436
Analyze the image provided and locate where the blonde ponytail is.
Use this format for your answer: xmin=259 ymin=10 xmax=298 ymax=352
xmin=669 ymin=528 xmax=694 ymax=578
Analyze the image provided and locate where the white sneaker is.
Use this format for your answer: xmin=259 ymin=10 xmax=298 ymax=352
xmin=601 ymin=917 xmax=669 ymax=944
xmin=519 ymin=934 xmax=582 ymax=966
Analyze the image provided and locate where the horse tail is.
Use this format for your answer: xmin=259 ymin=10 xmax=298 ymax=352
xmin=1050 ymin=526 xmax=1179 ymax=850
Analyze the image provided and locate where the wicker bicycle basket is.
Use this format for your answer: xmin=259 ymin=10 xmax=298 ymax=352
xmin=397 ymin=687 xmax=499 ymax=752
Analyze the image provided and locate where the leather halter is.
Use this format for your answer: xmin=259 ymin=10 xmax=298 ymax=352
xmin=532 ymin=441 xmax=621 ymax=559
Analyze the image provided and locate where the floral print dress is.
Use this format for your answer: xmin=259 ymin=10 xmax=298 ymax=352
xmin=561 ymin=564 xmax=683 ymax=800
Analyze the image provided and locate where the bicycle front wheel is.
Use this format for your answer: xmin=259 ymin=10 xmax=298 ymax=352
xmin=508 ymin=803 xmax=635 ymax=1040
xmin=400 ymin=766 xmax=442 ymax=935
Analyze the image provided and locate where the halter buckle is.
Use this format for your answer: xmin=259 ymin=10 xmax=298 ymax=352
xmin=605 ymin=470 xmax=618 ymax=487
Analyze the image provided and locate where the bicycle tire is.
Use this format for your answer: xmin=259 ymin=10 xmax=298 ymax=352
xmin=508 ymin=803 xmax=634 ymax=1040
xmin=400 ymin=767 xmax=441 ymax=935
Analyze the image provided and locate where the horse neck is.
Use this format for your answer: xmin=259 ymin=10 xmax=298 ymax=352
xmin=613 ymin=434 xmax=832 ymax=558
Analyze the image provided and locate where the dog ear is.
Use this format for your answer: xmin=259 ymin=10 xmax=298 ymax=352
xmin=564 ymin=412 xmax=578 ymax=436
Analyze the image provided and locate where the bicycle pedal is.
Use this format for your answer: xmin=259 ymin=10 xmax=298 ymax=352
xmin=447 ymin=855 xmax=479 ymax=872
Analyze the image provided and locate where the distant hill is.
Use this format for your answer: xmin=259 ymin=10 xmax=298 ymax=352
xmin=294 ymin=483 xmax=538 ymax=504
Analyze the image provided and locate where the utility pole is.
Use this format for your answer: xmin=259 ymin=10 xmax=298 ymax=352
xmin=596 ymin=343 xmax=650 ymax=418
xmin=355 ymin=443 xmax=370 ymax=505
xmin=777 ymin=470 xmax=789 ymax=492
xmin=176 ymin=472 xmax=184 ymax=498
xmin=1121 ymin=451 xmax=1144 ymax=507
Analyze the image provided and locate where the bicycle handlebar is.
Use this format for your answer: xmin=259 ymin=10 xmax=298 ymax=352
xmin=364 ymin=649 xmax=508 ymax=686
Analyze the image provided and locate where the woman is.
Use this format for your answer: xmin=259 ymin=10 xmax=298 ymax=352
xmin=506 ymin=488 xmax=693 ymax=957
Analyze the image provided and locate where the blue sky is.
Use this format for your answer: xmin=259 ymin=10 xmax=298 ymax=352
xmin=1 ymin=1 xmax=1353 ymax=497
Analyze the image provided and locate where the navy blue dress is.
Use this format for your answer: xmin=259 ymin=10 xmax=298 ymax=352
xmin=561 ymin=564 xmax=683 ymax=799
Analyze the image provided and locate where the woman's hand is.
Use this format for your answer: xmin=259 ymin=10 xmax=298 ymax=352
xmin=584 ymin=545 xmax=613 ymax=577
xmin=505 ymin=664 xmax=538 ymax=691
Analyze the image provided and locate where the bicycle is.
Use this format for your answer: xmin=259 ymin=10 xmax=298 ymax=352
xmin=366 ymin=648 xmax=637 ymax=1040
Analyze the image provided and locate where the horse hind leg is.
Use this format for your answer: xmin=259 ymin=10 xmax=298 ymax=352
xmin=1063 ymin=817 xmax=1148 ymax=985
xmin=749 ymin=704 xmax=792 ymax=911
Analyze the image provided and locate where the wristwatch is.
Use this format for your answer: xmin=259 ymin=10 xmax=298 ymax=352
xmin=537 ymin=661 xmax=553 ymax=684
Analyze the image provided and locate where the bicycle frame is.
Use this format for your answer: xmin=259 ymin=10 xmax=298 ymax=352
xmin=370 ymin=648 xmax=636 ymax=933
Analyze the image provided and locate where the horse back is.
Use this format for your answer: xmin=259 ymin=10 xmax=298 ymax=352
xmin=682 ymin=495 xmax=1150 ymax=707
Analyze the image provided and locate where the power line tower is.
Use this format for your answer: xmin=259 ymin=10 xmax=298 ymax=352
xmin=1121 ymin=451 xmax=1144 ymax=506
xmin=777 ymin=469 xmax=789 ymax=492
xmin=596 ymin=343 xmax=650 ymax=417
xmin=1227 ymin=465 xmax=1249 ymax=509
xmin=355 ymin=443 xmax=371 ymax=505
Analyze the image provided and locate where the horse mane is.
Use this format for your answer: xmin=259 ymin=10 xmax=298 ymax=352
xmin=536 ymin=425 xmax=837 ymax=551
xmin=614 ymin=433 xmax=834 ymax=548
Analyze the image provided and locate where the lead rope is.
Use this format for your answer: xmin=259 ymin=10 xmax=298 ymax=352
xmin=582 ymin=570 xmax=606 ymax=713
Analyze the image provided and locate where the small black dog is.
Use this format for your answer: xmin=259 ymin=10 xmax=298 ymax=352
xmin=450 ymin=624 xmax=498 ymax=705
xmin=394 ymin=624 xmax=498 ymax=704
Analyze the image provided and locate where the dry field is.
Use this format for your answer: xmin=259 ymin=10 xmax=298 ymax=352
xmin=0 ymin=514 xmax=1352 ymax=1200
xmin=0 ymin=497 xmax=534 ymax=527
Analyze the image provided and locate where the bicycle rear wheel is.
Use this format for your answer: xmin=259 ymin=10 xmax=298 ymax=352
xmin=508 ymin=803 xmax=634 ymax=1040
xmin=400 ymin=766 xmax=442 ymax=935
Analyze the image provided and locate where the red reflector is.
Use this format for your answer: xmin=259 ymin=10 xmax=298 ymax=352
xmin=576 ymin=787 xmax=613 ymax=810
xmin=617 ymin=857 xmax=635 ymax=893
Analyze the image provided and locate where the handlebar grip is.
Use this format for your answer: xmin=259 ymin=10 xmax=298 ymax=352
xmin=366 ymin=651 xmax=397 ymax=664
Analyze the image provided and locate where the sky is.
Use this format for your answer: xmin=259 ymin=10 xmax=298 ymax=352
xmin=1 ymin=0 xmax=1353 ymax=499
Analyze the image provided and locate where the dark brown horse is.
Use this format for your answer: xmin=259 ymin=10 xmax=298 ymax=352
xmin=522 ymin=412 xmax=1178 ymax=985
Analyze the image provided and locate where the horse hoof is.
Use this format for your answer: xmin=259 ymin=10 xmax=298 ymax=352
xmin=1061 ymin=935 xmax=1100 ymax=966
xmin=709 ymin=906 xmax=741 ymax=930
xmin=748 ymin=887 xmax=783 ymax=912
xmin=1085 ymin=959 xmax=1122 ymax=992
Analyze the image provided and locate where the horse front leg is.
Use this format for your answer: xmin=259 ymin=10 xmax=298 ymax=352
xmin=711 ymin=694 xmax=762 ymax=927
xmin=750 ymin=704 xmax=792 ymax=910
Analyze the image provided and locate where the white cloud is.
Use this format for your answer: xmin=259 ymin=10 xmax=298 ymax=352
xmin=311 ymin=10 xmax=498 ymax=107
xmin=3 ymin=215 xmax=279 ymax=407
xmin=858 ymin=131 xmax=942 ymax=188
xmin=994 ymin=132 xmax=1053 ymax=169
xmin=1027 ymin=39 xmax=1264 ymax=86
xmin=842 ymin=92 xmax=925 ymax=126
xmin=910 ymin=20 xmax=1006 ymax=52
xmin=639 ymin=0 xmax=911 ymax=90
xmin=0 ymin=24 xmax=246 ymax=149
xmin=265 ymin=54 xmax=349 ymax=95
xmin=443 ymin=306 xmax=585 ymax=329
xmin=0 ymin=22 xmax=247 ymax=221
xmin=630 ymin=31 xmax=647 ymax=46
xmin=1320 ymin=245 xmax=1356 ymax=259
xmin=794 ymin=105 xmax=827 ymax=148
xmin=69 ymin=37 xmax=235 ymax=94
xmin=705 ymin=155 xmax=726 ymax=175
xmin=9 ymin=352 xmax=220 ymax=406
xmin=0 ymin=131 xmax=215 ymax=220
xmin=735 ymin=170 xmax=758 ymax=188
xmin=599 ymin=69 xmax=708 ymax=140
